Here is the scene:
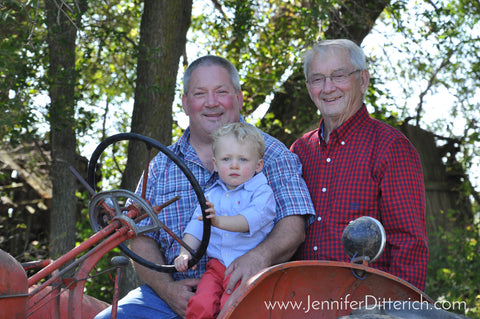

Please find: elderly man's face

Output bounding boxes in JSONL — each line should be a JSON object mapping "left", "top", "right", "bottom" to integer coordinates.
{"left": 306, "top": 49, "right": 369, "bottom": 125}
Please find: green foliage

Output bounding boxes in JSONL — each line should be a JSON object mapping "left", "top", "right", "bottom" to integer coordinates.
{"left": 0, "top": 0, "right": 46, "bottom": 145}
{"left": 1, "top": 0, "right": 140, "bottom": 151}
{"left": 75, "top": 0, "right": 142, "bottom": 150}
{"left": 190, "top": 1, "right": 328, "bottom": 116}
{"left": 426, "top": 211, "right": 480, "bottom": 318}
{"left": 77, "top": 0, "right": 141, "bottom": 104}
{"left": 368, "top": 0, "right": 480, "bottom": 190}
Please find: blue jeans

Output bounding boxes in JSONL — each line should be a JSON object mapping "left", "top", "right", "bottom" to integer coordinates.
{"left": 94, "top": 284, "right": 181, "bottom": 319}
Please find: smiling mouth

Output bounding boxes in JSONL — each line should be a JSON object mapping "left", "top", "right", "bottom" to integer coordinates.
{"left": 324, "top": 96, "right": 341, "bottom": 102}
{"left": 203, "top": 112, "right": 223, "bottom": 118}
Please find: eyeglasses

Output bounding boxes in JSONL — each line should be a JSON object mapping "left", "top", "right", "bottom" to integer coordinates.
{"left": 307, "top": 69, "right": 362, "bottom": 87}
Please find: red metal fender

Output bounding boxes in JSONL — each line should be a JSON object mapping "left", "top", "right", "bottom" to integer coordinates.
{"left": 26, "top": 285, "right": 109, "bottom": 319}
{"left": 219, "top": 260, "right": 432, "bottom": 319}
{"left": 0, "top": 248, "right": 109, "bottom": 319}
{"left": 0, "top": 248, "right": 28, "bottom": 319}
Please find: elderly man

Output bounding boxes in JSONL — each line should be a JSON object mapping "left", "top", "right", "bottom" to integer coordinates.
{"left": 291, "top": 39, "right": 428, "bottom": 291}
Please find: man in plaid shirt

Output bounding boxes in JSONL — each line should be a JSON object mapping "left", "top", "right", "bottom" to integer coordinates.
{"left": 95, "top": 55, "right": 315, "bottom": 319}
{"left": 291, "top": 39, "right": 428, "bottom": 291}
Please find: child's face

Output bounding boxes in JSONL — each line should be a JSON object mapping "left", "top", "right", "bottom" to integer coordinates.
{"left": 213, "top": 135, "right": 264, "bottom": 190}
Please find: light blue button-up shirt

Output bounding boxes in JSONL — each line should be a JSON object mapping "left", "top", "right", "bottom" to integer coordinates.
{"left": 184, "top": 172, "right": 275, "bottom": 268}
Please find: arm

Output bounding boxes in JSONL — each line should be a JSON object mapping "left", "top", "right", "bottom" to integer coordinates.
{"left": 207, "top": 214, "right": 249, "bottom": 232}
{"left": 174, "top": 234, "right": 201, "bottom": 272}
{"left": 380, "top": 138, "right": 428, "bottom": 290}
{"left": 130, "top": 236, "right": 199, "bottom": 318}
{"left": 199, "top": 200, "right": 249, "bottom": 232}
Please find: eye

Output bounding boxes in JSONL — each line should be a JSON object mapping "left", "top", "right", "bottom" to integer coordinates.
{"left": 331, "top": 73, "right": 347, "bottom": 80}
{"left": 221, "top": 157, "right": 230, "bottom": 162}
{"left": 310, "top": 75, "right": 325, "bottom": 84}
{"left": 240, "top": 158, "right": 248, "bottom": 162}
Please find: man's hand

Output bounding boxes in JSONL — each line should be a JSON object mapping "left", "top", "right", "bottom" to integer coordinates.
{"left": 162, "top": 278, "right": 200, "bottom": 319}
{"left": 223, "top": 215, "right": 306, "bottom": 294}
{"left": 223, "top": 249, "right": 268, "bottom": 294}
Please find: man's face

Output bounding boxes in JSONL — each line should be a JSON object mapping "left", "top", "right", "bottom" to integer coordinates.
{"left": 306, "top": 49, "right": 369, "bottom": 124}
{"left": 182, "top": 65, "right": 243, "bottom": 141}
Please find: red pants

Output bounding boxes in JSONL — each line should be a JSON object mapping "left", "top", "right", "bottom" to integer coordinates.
{"left": 186, "top": 258, "right": 239, "bottom": 319}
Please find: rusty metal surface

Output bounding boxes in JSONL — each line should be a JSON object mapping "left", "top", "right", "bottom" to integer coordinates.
{"left": 0, "top": 220, "right": 120, "bottom": 319}
{"left": 26, "top": 285, "right": 109, "bottom": 319}
{"left": 0, "top": 249, "right": 28, "bottom": 318}
{"left": 220, "top": 260, "right": 432, "bottom": 319}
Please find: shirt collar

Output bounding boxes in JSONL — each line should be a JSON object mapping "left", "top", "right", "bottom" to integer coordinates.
{"left": 319, "top": 104, "right": 369, "bottom": 142}
{"left": 177, "top": 127, "right": 191, "bottom": 155}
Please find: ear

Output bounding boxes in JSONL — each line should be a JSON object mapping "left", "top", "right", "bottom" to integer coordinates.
{"left": 182, "top": 94, "right": 189, "bottom": 116}
{"left": 236, "top": 90, "right": 244, "bottom": 111}
{"left": 212, "top": 157, "right": 218, "bottom": 172}
{"left": 360, "top": 69, "right": 370, "bottom": 94}
{"left": 255, "top": 159, "right": 264, "bottom": 173}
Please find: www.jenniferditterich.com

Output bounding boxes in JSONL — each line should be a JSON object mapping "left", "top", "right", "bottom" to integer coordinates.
{"left": 263, "top": 294, "right": 466, "bottom": 314}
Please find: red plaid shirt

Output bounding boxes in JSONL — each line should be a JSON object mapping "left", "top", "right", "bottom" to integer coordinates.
{"left": 291, "top": 105, "right": 428, "bottom": 291}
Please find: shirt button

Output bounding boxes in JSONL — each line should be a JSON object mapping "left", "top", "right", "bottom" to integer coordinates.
{"left": 326, "top": 157, "right": 331, "bottom": 163}
{"left": 313, "top": 246, "right": 318, "bottom": 251}
{"left": 322, "top": 187, "right": 327, "bottom": 192}
{"left": 225, "top": 193, "right": 230, "bottom": 197}
{"left": 317, "top": 216, "right": 322, "bottom": 221}
{"left": 341, "top": 141, "right": 345, "bottom": 145}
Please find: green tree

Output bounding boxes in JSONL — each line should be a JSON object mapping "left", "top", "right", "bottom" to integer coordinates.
{"left": 0, "top": 0, "right": 43, "bottom": 143}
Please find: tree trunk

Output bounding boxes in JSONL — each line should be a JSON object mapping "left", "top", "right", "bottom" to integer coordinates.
{"left": 122, "top": 0, "right": 193, "bottom": 191}
{"left": 120, "top": 0, "right": 193, "bottom": 296}
{"left": 45, "top": 0, "right": 87, "bottom": 258}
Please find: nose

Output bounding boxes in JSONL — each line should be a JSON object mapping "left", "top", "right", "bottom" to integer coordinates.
{"left": 205, "top": 91, "right": 218, "bottom": 107}
{"left": 322, "top": 77, "right": 336, "bottom": 93}
{"left": 229, "top": 159, "right": 239, "bottom": 168}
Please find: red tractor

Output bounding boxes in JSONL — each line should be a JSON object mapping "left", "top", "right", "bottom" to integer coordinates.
{"left": 0, "top": 133, "right": 464, "bottom": 319}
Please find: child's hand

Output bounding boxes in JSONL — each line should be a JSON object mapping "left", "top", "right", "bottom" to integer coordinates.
{"left": 174, "top": 253, "right": 191, "bottom": 272}
{"left": 198, "top": 200, "right": 221, "bottom": 227}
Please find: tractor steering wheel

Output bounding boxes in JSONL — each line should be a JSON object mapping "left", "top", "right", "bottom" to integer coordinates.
{"left": 87, "top": 133, "right": 210, "bottom": 273}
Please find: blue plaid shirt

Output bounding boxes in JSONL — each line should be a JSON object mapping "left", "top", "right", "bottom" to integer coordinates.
{"left": 136, "top": 125, "right": 315, "bottom": 281}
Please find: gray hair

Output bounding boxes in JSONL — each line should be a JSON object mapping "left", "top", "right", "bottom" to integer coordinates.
{"left": 183, "top": 55, "right": 241, "bottom": 94}
{"left": 303, "top": 39, "right": 367, "bottom": 79}
{"left": 212, "top": 122, "right": 265, "bottom": 159}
